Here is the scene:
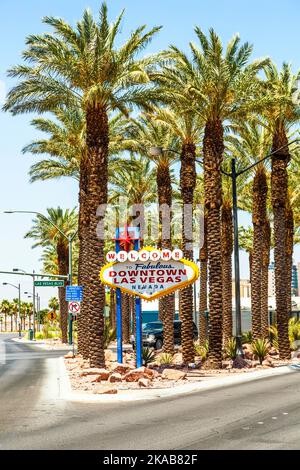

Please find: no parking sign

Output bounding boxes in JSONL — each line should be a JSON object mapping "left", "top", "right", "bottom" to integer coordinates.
{"left": 68, "top": 301, "right": 81, "bottom": 315}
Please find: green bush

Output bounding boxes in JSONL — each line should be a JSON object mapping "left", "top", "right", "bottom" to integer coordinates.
{"left": 225, "top": 337, "right": 237, "bottom": 359}
{"left": 242, "top": 331, "right": 252, "bottom": 344}
{"left": 142, "top": 347, "right": 156, "bottom": 366}
{"left": 194, "top": 340, "right": 208, "bottom": 361}
{"left": 103, "top": 319, "right": 116, "bottom": 348}
{"left": 156, "top": 352, "right": 173, "bottom": 366}
{"left": 251, "top": 338, "right": 270, "bottom": 364}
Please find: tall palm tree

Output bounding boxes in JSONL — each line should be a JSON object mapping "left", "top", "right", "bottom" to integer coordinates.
{"left": 153, "top": 107, "right": 202, "bottom": 363}
{"left": 3, "top": 3, "right": 161, "bottom": 367}
{"left": 25, "top": 207, "right": 78, "bottom": 342}
{"left": 228, "top": 122, "right": 272, "bottom": 339}
{"left": 125, "top": 116, "right": 180, "bottom": 353}
{"left": 0, "top": 300, "right": 11, "bottom": 331}
{"left": 158, "top": 29, "right": 269, "bottom": 367}
{"left": 23, "top": 108, "right": 137, "bottom": 358}
{"left": 263, "top": 62, "right": 300, "bottom": 358}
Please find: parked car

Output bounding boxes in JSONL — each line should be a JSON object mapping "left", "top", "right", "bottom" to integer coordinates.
{"left": 131, "top": 320, "right": 198, "bottom": 350}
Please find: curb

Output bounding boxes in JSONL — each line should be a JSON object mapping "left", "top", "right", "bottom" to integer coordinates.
{"left": 58, "top": 359, "right": 300, "bottom": 403}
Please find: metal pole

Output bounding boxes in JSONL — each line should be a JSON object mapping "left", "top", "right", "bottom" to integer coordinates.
{"left": 68, "top": 236, "right": 73, "bottom": 345}
{"left": 134, "top": 234, "right": 142, "bottom": 368}
{"left": 115, "top": 227, "right": 123, "bottom": 363}
{"left": 232, "top": 158, "right": 243, "bottom": 356}
{"left": 135, "top": 297, "right": 142, "bottom": 368}
{"left": 32, "top": 271, "right": 36, "bottom": 340}
{"left": 18, "top": 283, "right": 21, "bottom": 338}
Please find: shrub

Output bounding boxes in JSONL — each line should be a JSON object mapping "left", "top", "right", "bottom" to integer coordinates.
{"left": 288, "top": 318, "right": 300, "bottom": 349}
{"left": 268, "top": 325, "right": 279, "bottom": 350}
{"left": 242, "top": 331, "right": 252, "bottom": 344}
{"left": 194, "top": 341, "right": 208, "bottom": 361}
{"left": 156, "top": 352, "right": 173, "bottom": 366}
{"left": 103, "top": 319, "right": 116, "bottom": 349}
{"left": 142, "top": 347, "right": 156, "bottom": 366}
{"left": 251, "top": 338, "right": 270, "bottom": 364}
{"left": 225, "top": 338, "right": 237, "bottom": 359}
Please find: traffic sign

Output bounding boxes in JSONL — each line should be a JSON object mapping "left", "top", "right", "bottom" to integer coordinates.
{"left": 68, "top": 301, "right": 81, "bottom": 314}
{"left": 34, "top": 280, "right": 64, "bottom": 287}
{"left": 66, "top": 285, "right": 83, "bottom": 301}
{"left": 48, "top": 311, "right": 57, "bottom": 321}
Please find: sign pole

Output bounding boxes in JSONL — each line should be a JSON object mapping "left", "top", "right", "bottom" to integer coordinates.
{"left": 134, "top": 234, "right": 142, "bottom": 368}
{"left": 115, "top": 228, "right": 123, "bottom": 364}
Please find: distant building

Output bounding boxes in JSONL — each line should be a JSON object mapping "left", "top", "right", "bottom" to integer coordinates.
{"left": 269, "top": 261, "right": 298, "bottom": 296}
{"left": 232, "top": 279, "right": 251, "bottom": 298}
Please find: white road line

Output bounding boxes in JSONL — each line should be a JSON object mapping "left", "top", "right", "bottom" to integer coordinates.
{"left": 0, "top": 339, "right": 6, "bottom": 364}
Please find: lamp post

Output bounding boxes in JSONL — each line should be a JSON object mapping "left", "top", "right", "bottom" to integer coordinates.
{"left": 221, "top": 138, "right": 300, "bottom": 356}
{"left": 25, "top": 291, "right": 40, "bottom": 331}
{"left": 150, "top": 139, "right": 300, "bottom": 357}
{"left": 2, "top": 282, "right": 21, "bottom": 337}
{"left": 4, "top": 211, "right": 78, "bottom": 344}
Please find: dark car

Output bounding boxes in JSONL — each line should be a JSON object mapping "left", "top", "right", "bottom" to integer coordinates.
{"left": 131, "top": 320, "right": 198, "bottom": 350}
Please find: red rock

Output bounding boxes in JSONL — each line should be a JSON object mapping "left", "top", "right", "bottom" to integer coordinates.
{"left": 64, "top": 351, "right": 74, "bottom": 358}
{"left": 138, "top": 378, "right": 150, "bottom": 387}
{"left": 124, "top": 367, "right": 150, "bottom": 382}
{"left": 262, "top": 359, "right": 274, "bottom": 367}
{"left": 96, "top": 388, "right": 118, "bottom": 394}
{"left": 112, "top": 363, "right": 135, "bottom": 375}
{"left": 161, "top": 369, "right": 186, "bottom": 380}
{"left": 80, "top": 368, "right": 110, "bottom": 379}
{"left": 232, "top": 356, "right": 251, "bottom": 369}
{"left": 108, "top": 373, "right": 122, "bottom": 383}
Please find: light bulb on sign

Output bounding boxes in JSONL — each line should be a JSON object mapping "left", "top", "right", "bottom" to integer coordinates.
{"left": 116, "top": 251, "right": 128, "bottom": 262}
{"left": 171, "top": 249, "right": 183, "bottom": 261}
{"left": 149, "top": 249, "right": 161, "bottom": 261}
{"left": 138, "top": 250, "right": 150, "bottom": 261}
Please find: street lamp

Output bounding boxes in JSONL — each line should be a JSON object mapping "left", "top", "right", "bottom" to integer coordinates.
{"left": 4, "top": 210, "right": 78, "bottom": 345}
{"left": 221, "top": 138, "right": 300, "bottom": 356}
{"left": 24, "top": 291, "right": 40, "bottom": 330}
{"left": 2, "top": 281, "right": 21, "bottom": 337}
{"left": 150, "top": 139, "right": 300, "bottom": 357}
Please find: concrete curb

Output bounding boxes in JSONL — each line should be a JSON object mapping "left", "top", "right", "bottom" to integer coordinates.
{"left": 58, "top": 358, "right": 300, "bottom": 403}
{"left": 11, "top": 337, "right": 74, "bottom": 351}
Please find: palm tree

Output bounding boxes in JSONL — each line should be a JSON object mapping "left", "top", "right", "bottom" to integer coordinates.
{"left": 3, "top": 3, "right": 161, "bottom": 367}
{"left": 25, "top": 207, "right": 78, "bottom": 342}
{"left": 228, "top": 122, "right": 272, "bottom": 339}
{"left": 125, "top": 116, "right": 180, "bottom": 353}
{"left": 263, "top": 62, "right": 300, "bottom": 358}
{"left": 152, "top": 107, "right": 202, "bottom": 363}
{"left": 158, "top": 29, "right": 269, "bottom": 367}
{"left": 0, "top": 300, "right": 11, "bottom": 331}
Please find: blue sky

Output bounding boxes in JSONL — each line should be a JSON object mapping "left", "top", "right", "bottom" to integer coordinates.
{"left": 0, "top": 0, "right": 300, "bottom": 307}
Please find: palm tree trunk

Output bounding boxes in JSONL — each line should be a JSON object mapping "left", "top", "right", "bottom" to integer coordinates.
{"left": 157, "top": 162, "right": 174, "bottom": 354}
{"left": 180, "top": 141, "right": 197, "bottom": 363}
{"left": 221, "top": 200, "right": 233, "bottom": 345}
{"left": 78, "top": 151, "right": 90, "bottom": 359}
{"left": 271, "top": 127, "right": 290, "bottom": 359}
{"left": 261, "top": 218, "right": 271, "bottom": 338}
{"left": 251, "top": 166, "right": 268, "bottom": 339}
{"left": 286, "top": 200, "right": 294, "bottom": 316}
{"left": 204, "top": 118, "right": 224, "bottom": 368}
{"left": 109, "top": 289, "right": 116, "bottom": 330}
{"left": 122, "top": 294, "right": 130, "bottom": 344}
{"left": 199, "top": 218, "right": 208, "bottom": 345}
{"left": 57, "top": 240, "right": 69, "bottom": 343}
{"left": 86, "top": 104, "right": 108, "bottom": 368}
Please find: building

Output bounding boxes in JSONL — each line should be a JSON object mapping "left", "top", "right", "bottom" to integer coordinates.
{"left": 269, "top": 261, "right": 298, "bottom": 296}
{"left": 232, "top": 279, "right": 251, "bottom": 298}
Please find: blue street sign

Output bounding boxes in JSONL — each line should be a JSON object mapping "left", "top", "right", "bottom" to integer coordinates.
{"left": 66, "top": 285, "right": 83, "bottom": 301}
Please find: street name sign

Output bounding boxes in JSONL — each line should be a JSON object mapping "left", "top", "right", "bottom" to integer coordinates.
{"left": 34, "top": 280, "right": 64, "bottom": 287}
{"left": 66, "top": 285, "right": 83, "bottom": 301}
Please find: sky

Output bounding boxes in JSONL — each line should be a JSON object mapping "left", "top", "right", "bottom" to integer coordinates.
{"left": 1, "top": 0, "right": 300, "bottom": 308}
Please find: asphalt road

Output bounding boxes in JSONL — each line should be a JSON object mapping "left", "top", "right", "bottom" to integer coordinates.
{"left": 1, "top": 333, "right": 300, "bottom": 450}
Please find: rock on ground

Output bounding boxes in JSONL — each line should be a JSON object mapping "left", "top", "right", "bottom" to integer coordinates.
{"left": 161, "top": 369, "right": 186, "bottom": 380}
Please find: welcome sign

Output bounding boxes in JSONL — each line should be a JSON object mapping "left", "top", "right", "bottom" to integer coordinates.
{"left": 100, "top": 247, "right": 199, "bottom": 301}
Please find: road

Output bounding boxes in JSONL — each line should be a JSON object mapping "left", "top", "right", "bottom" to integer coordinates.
{"left": 0, "top": 333, "right": 300, "bottom": 450}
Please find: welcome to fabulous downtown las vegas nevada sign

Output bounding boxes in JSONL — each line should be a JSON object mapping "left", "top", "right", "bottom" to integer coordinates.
{"left": 100, "top": 247, "right": 199, "bottom": 301}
